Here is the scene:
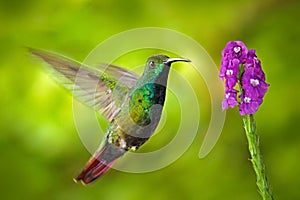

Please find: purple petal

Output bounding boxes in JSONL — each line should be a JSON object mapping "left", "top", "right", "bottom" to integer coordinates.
{"left": 242, "top": 67, "right": 269, "bottom": 98}
{"left": 222, "top": 41, "right": 248, "bottom": 63}
{"left": 244, "top": 50, "right": 266, "bottom": 80}
{"left": 222, "top": 90, "right": 238, "bottom": 110}
{"left": 219, "top": 58, "right": 229, "bottom": 80}
{"left": 245, "top": 80, "right": 269, "bottom": 99}
{"left": 239, "top": 95, "right": 263, "bottom": 115}
{"left": 226, "top": 77, "right": 238, "bottom": 89}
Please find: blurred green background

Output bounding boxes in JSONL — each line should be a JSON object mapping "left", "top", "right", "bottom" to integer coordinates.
{"left": 1, "top": 0, "right": 300, "bottom": 199}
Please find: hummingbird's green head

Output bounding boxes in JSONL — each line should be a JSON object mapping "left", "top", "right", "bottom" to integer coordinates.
{"left": 142, "top": 54, "right": 190, "bottom": 82}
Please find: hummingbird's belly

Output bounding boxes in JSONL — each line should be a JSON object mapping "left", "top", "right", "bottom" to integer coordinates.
{"left": 108, "top": 107, "right": 163, "bottom": 151}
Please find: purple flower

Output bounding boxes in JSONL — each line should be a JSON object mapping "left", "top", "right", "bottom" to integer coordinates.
{"left": 239, "top": 95, "right": 263, "bottom": 116}
{"left": 220, "top": 41, "right": 248, "bottom": 89}
{"left": 224, "top": 59, "right": 240, "bottom": 89}
{"left": 222, "top": 89, "right": 238, "bottom": 110}
{"left": 221, "top": 41, "right": 248, "bottom": 62}
{"left": 219, "top": 59, "right": 229, "bottom": 80}
{"left": 219, "top": 41, "right": 269, "bottom": 115}
{"left": 242, "top": 67, "right": 269, "bottom": 99}
{"left": 244, "top": 50, "right": 265, "bottom": 81}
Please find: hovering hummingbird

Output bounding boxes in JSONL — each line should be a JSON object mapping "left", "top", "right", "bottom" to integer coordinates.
{"left": 30, "top": 49, "right": 190, "bottom": 184}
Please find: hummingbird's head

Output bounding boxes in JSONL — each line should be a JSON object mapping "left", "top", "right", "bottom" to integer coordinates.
{"left": 142, "top": 54, "right": 190, "bottom": 82}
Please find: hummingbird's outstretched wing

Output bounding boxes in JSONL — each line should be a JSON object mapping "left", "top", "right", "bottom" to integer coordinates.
{"left": 30, "top": 48, "right": 139, "bottom": 121}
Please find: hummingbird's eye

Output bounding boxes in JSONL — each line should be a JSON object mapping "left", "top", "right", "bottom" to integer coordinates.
{"left": 149, "top": 61, "right": 155, "bottom": 68}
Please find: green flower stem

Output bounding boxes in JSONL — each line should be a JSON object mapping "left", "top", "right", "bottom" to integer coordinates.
{"left": 243, "top": 114, "right": 273, "bottom": 200}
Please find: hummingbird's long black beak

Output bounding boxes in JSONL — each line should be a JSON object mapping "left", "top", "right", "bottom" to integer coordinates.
{"left": 164, "top": 58, "right": 191, "bottom": 66}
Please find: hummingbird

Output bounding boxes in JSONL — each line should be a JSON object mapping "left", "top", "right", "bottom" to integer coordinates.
{"left": 30, "top": 48, "right": 190, "bottom": 184}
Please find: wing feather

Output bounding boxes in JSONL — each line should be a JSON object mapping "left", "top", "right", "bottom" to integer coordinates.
{"left": 30, "top": 48, "right": 139, "bottom": 121}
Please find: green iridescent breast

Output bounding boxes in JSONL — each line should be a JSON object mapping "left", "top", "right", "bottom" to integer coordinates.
{"left": 129, "top": 83, "right": 156, "bottom": 126}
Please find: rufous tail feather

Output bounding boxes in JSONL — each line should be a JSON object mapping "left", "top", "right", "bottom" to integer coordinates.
{"left": 74, "top": 144, "right": 124, "bottom": 184}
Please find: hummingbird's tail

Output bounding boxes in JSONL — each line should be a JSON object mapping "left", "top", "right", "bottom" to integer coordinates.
{"left": 74, "top": 143, "right": 125, "bottom": 184}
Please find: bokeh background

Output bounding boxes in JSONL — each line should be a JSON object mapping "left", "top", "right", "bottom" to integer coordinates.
{"left": 1, "top": 0, "right": 300, "bottom": 199}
